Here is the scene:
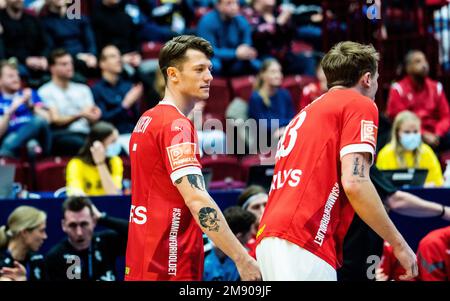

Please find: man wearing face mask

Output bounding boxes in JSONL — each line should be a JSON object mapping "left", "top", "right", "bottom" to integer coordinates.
{"left": 387, "top": 50, "right": 450, "bottom": 151}
{"left": 66, "top": 121, "right": 124, "bottom": 196}
{"left": 45, "top": 196, "right": 128, "bottom": 281}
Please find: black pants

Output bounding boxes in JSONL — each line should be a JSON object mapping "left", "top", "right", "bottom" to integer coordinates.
{"left": 51, "top": 130, "right": 86, "bottom": 156}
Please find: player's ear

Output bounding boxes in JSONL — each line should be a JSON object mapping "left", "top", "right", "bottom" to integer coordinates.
{"left": 360, "top": 72, "right": 372, "bottom": 88}
{"left": 167, "top": 67, "right": 179, "bottom": 83}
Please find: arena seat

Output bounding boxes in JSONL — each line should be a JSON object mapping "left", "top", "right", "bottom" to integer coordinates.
{"left": 230, "top": 75, "right": 256, "bottom": 101}
{"left": 142, "top": 41, "right": 164, "bottom": 60}
{"left": 200, "top": 154, "right": 242, "bottom": 182}
{"left": 204, "top": 77, "right": 231, "bottom": 125}
{"left": 282, "top": 75, "right": 316, "bottom": 110}
{"left": 34, "top": 157, "right": 71, "bottom": 192}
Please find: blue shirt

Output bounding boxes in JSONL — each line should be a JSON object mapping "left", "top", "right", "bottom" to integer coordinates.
{"left": 197, "top": 9, "right": 253, "bottom": 61}
{"left": 0, "top": 90, "right": 42, "bottom": 133}
{"left": 42, "top": 13, "right": 97, "bottom": 56}
{"left": 248, "top": 88, "right": 295, "bottom": 130}
{"left": 91, "top": 78, "right": 138, "bottom": 134}
{"left": 203, "top": 248, "right": 239, "bottom": 281}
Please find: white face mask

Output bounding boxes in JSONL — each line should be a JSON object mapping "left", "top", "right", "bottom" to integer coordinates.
{"left": 399, "top": 133, "right": 422, "bottom": 151}
{"left": 106, "top": 142, "right": 122, "bottom": 157}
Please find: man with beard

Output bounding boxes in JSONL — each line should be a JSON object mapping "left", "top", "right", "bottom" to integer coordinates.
{"left": 387, "top": 50, "right": 450, "bottom": 151}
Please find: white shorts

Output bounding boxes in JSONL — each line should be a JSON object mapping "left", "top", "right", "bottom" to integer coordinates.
{"left": 256, "top": 237, "right": 337, "bottom": 281}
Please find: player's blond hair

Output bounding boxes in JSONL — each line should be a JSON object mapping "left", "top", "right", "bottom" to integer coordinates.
{"left": 321, "top": 41, "right": 379, "bottom": 89}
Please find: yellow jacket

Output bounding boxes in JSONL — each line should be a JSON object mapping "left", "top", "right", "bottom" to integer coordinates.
{"left": 376, "top": 143, "right": 444, "bottom": 187}
{"left": 66, "top": 156, "right": 123, "bottom": 196}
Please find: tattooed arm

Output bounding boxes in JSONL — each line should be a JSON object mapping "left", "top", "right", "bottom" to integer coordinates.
{"left": 341, "top": 152, "right": 418, "bottom": 281}
{"left": 175, "top": 174, "right": 261, "bottom": 281}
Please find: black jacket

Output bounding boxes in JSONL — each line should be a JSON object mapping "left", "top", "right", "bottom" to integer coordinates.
{"left": 45, "top": 214, "right": 128, "bottom": 281}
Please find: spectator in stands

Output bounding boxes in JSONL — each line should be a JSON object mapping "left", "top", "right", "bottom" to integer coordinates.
{"left": 92, "top": 45, "right": 142, "bottom": 154}
{"left": 138, "top": 0, "right": 196, "bottom": 42}
{"left": 376, "top": 110, "right": 444, "bottom": 187}
{"left": 91, "top": 0, "right": 142, "bottom": 77}
{"left": 248, "top": 59, "right": 295, "bottom": 146}
{"left": 38, "top": 49, "right": 101, "bottom": 156}
{"left": 299, "top": 64, "right": 327, "bottom": 111}
{"left": 203, "top": 206, "right": 256, "bottom": 281}
{"left": 237, "top": 185, "right": 268, "bottom": 258}
{"left": 45, "top": 196, "right": 128, "bottom": 281}
{"left": 416, "top": 225, "right": 450, "bottom": 281}
{"left": 0, "top": 59, "right": 51, "bottom": 158}
{"left": 41, "top": 0, "right": 98, "bottom": 78}
{"left": 197, "top": 0, "right": 261, "bottom": 76}
{"left": 66, "top": 121, "right": 123, "bottom": 197}
{"left": 386, "top": 50, "right": 450, "bottom": 151}
{"left": 243, "top": 0, "right": 315, "bottom": 76}
{"left": 0, "top": 206, "right": 47, "bottom": 281}
{"left": 0, "top": 0, "right": 50, "bottom": 87}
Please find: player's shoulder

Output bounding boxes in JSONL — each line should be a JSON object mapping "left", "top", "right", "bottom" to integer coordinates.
{"left": 419, "top": 226, "right": 450, "bottom": 248}
{"left": 324, "top": 89, "right": 377, "bottom": 112}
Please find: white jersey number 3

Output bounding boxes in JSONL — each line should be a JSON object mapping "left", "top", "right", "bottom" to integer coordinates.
{"left": 276, "top": 111, "right": 307, "bottom": 159}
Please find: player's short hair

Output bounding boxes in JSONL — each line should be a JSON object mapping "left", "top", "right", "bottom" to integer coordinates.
{"left": 62, "top": 196, "right": 94, "bottom": 217}
{"left": 321, "top": 41, "right": 379, "bottom": 89}
{"left": 48, "top": 48, "right": 70, "bottom": 66}
{"left": 223, "top": 206, "right": 256, "bottom": 235}
{"left": 159, "top": 35, "right": 214, "bottom": 83}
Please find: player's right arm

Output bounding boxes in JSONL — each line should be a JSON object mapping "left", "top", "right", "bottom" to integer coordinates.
{"left": 341, "top": 152, "right": 418, "bottom": 280}
{"left": 174, "top": 174, "right": 261, "bottom": 281}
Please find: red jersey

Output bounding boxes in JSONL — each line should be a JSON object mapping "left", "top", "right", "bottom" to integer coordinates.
{"left": 386, "top": 76, "right": 450, "bottom": 136}
{"left": 125, "top": 101, "right": 204, "bottom": 281}
{"left": 256, "top": 89, "right": 379, "bottom": 269}
{"left": 417, "top": 226, "right": 450, "bottom": 281}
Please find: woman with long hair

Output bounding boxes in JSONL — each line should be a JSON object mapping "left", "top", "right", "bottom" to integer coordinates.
{"left": 376, "top": 110, "right": 444, "bottom": 187}
{"left": 66, "top": 121, "right": 123, "bottom": 196}
{"left": 248, "top": 58, "right": 295, "bottom": 148}
{"left": 0, "top": 206, "right": 47, "bottom": 281}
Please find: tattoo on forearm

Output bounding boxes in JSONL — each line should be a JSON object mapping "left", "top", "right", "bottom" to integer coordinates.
{"left": 353, "top": 157, "right": 360, "bottom": 176}
{"left": 352, "top": 156, "right": 366, "bottom": 178}
{"left": 187, "top": 174, "right": 205, "bottom": 191}
{"left": 175, "top": 177, "right": 183, "bottom": 184}
{"left": 198, "top": 207, "right": 220, "bottom": 232}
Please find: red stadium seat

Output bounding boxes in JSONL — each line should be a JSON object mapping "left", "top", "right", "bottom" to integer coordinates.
{"left": 230, "top": 75, "right": 256, "bottom": 101}
{"left": 142, "top": 41, "right": 164, "bottom": 60}
{"left": 34, "top": 157, "right": 71, "bottom": 192}
{"left": 204, "top": 78, "right": 231, "bottom": 125}
{"left": 200, "top": 155, "right": 242, "bottom": 182}
{"left": 282, "top": 75, "right": 316, "bottom": 110}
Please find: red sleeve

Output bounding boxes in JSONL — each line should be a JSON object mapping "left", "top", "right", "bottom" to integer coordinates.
{"left": 417, "top": 234, "right": 448, "bottom": 281}
{"left": 339, "top": 97, "right": 379, "bottom": 165}
{"left": 386, "top": 84, "right": 408, "bottom": 121}
{"left": 434, "top": 83, "right": 450, "bottom": 136}
{"left": 159, "top": 117, "right": 202, "bottom": 184}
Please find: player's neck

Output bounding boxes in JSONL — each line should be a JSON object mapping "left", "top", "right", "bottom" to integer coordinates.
{"left": 8, "top": 239, "right": 28, "bottom": 262}
{"left": 162, "top": 87, "right": 195, "bottom": 116}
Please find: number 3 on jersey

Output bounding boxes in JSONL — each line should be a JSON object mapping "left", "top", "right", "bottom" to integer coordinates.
{"left": 276, "top": 111, "right": 307, "bottom": 159}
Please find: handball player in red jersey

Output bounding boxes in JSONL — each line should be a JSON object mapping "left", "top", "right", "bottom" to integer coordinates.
{"left": 255, "top": 41, "right": 418, "bottom": 281}
{"left": 124, "top": 35, "right": 261, "bottom": 281}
